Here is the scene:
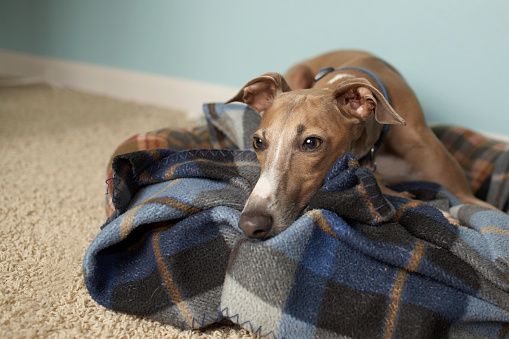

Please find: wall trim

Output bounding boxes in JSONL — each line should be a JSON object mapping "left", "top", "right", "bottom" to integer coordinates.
{"left": 0, "top": 49, "right": 237, "bottom": 120}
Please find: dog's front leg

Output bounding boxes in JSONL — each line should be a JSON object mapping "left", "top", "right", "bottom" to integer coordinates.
{"left": 387, "top": 125, "right": 498, "bottom": 211}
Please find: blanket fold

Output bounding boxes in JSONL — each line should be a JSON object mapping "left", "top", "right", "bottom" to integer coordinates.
{"left": 85, "top": 147, "right": 509, "bottom": 338}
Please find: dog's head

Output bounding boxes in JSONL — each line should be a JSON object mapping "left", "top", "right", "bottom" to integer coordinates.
{"left": 228, "top": 72, "right": 405, "bottom": 239}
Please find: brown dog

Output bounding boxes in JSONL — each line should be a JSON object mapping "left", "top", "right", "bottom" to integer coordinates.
{"left": 228, "top": 50, "right": 494, "bottom": 238}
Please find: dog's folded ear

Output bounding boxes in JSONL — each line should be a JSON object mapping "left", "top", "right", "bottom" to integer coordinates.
{"left": 226, "top": 72, "right": 292, "bottom": 115}
{"left": 334, "top": 79, "right": 406, "bottom": 126}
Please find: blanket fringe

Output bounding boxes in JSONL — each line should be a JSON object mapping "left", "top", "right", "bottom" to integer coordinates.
{"left": 220, "top": 307, "right": 276, "bottom": 338}
{"left": 177, "top": 308, "right": 276, "bottom": 338}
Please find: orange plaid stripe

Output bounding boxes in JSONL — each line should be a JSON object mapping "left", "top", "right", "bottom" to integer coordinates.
{"left": 433, "top": 126, "right": 507, "bottom": 192}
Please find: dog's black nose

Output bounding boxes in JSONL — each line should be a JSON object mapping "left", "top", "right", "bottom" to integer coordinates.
{"left": 238, "top": 213, "right": 273, "bottom": 239}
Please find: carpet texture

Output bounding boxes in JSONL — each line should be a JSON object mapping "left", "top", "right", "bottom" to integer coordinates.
{"left": 0, "top": 85, "right": 256, "bottom": 338}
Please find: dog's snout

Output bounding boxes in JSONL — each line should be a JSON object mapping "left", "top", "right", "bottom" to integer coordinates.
{"left": 238, "top": 213, "right": 273, "bottom": 239}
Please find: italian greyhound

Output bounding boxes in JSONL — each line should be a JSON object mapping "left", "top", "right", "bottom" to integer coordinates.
{"left": 228, "top": 50, "right": 495, "bottom": 238}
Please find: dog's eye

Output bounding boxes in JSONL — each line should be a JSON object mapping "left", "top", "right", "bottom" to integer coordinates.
{"left": 302, "top": 137, "right": 322, "bottom": 151}
{"left": 253, "top": 137, "right": 265, "bottom": 150}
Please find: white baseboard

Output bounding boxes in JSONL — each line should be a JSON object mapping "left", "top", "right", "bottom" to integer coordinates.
{"left": 0, "top": 49, "right": 237, "bottom": 120}
{"left": 482, "top": 132, "right": 509, "bottom": 144}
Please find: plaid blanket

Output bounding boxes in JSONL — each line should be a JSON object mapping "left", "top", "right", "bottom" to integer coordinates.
{"left": 434, "top": 126, "right": 509, "bottom": 212}
{"left": 87, "top": 103, "right": 509, "bottom": 338}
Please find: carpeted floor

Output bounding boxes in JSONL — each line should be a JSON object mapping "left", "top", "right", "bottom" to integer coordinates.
{"left": 0, "top": 85, "right": 257, "bottom": 338}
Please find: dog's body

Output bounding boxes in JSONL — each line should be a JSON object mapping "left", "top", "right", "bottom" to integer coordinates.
{"left": 229, "top": 50, "right": 494, "bottom": 238}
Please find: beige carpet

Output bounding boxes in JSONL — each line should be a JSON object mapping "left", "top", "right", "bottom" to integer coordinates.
{"left": 0, "top": 85, "right": 257, "bottom": 338}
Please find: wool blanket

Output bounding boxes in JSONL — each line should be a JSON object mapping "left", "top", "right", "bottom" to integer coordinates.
{"left": 84, "top": 144, "right": 509, "bottom": 338}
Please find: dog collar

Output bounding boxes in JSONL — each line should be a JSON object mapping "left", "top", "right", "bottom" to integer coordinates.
{"left": 314, "top": 66, "right": 391, "bottom": 168}
{"left": 314, "top": 67, "right": 336, "bottom": 83}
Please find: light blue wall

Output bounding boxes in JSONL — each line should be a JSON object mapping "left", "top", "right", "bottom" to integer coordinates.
{"left": 1, "top": 0, "right": 508, "bottom": 136}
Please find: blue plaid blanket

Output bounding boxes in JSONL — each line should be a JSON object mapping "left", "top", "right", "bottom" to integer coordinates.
{"left": 84, "top": 144, "right": 509, "bottom": 338}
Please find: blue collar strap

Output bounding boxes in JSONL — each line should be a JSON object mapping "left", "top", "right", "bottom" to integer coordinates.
{"left": 314, "top": 67, "right": 336, "bottom": 83}
{"left": 314, "top": 66, "right": 391, "bottom": 165}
